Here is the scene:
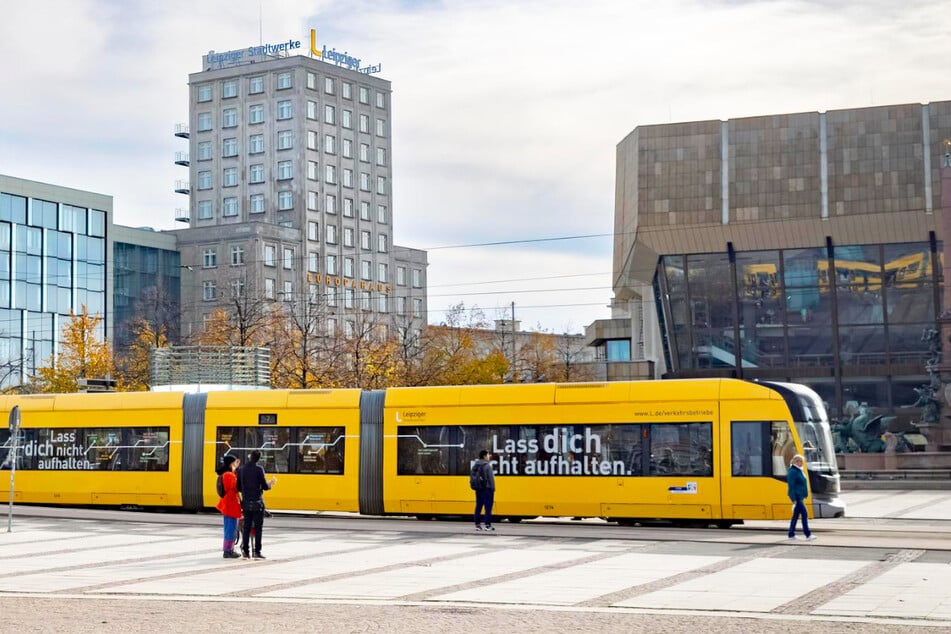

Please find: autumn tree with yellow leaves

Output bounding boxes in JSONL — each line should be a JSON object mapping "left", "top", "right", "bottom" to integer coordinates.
{"left": 34, "top": 307, "right": 114, "bottom": 393}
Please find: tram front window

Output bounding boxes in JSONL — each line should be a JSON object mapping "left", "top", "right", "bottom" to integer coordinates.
{"left": 792, "top": 392, "right": 837, "bottom": 474}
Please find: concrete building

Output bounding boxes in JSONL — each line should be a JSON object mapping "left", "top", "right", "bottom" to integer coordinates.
{"left": 173, "top": 45, "right": 428, "bottom": 342}
{"left": 593, "top": 101, "right": 951, "bottom": 421}
{"left": 0, "top": 175, "right": 111, "bottom": 388}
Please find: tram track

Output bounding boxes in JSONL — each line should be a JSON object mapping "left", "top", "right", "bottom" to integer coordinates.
{"left": 10, "top": 504, "right": 951, "bottom": 552}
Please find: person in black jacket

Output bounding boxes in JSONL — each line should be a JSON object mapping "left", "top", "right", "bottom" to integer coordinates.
{"left": 237, "top": 450, "right": 276, "bottom": 559}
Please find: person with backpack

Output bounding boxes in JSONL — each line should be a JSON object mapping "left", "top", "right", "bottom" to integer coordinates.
{"left": 471, "top": 450, "right": 496, "bottom": 532}
{"left": 215, "top": 455, "right": 242, "bottom": 559}
{"left": 237, "top": 450, "right": 276, "bottom": 559}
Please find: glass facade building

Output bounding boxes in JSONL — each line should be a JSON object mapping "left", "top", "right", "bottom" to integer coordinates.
{"left": 0, "top": 176, "right": 110, "bottom": 388}
{"left": 603, "top": 101, "right": 951, "bottom": 418}
{"left": 656, "top": 241, "right": 937, "bottom": 413}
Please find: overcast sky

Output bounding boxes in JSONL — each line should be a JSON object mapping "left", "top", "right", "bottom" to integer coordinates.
{"left": 2, "top": 0, "right": 950, "bottom": 334}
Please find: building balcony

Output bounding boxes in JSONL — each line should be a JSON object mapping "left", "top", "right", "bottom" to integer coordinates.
{"left": 174, "top": 123, "right": 190, "bottom": 139}
{"left": 174, "top": 208, "right": 190, "bottom": 223}
{"left": 174, "top": 151, "right": 190, "bottom": 167}
{"left": 174, "top": 180, "right": 190, "bottom": 195}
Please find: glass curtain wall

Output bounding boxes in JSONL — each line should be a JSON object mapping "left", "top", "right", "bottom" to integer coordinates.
{"left": 657, "top": 241, "right": 938, "bottom": 415}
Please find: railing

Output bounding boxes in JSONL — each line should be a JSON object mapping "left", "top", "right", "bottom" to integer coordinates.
{"left": 174, "top": 208, "right": 189, "bottom": 223}
{"left": 174, "top": 180, "right": 190, "bottom": 195}
{"left": 174, "top": 151, "right": 190, "bottom": 166}
{"left": 150, "top": 346, "right": 271, "bottom": 388}
{"left": 174, "top": 123, "right": 190, "bottom": 138}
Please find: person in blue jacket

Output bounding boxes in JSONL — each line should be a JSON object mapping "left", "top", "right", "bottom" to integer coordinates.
{"left": 787, "top": 453, "right": 815, "bottom": 540}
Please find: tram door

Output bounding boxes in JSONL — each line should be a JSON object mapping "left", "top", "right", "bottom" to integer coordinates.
{"left": 719, "top": 402, "right": 793, "bottom": 520}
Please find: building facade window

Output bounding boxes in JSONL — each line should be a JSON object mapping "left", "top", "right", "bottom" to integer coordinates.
{"left": 378, "top": 262, "right": 387, "bottom": 283}
{"left": 249, "top": 134, "right": 264, "bottom": 154}
{"left": 326, "top": 254, "right": 337, "bottom": 275}
{"left": 360, "top": 230, "right": 371, "bottom": 250}
{"left": 307, "top": 191, "right": 318, "bottom": 211}
{"left": 223, "top": 196, "right": 238, "bottom": 216}
{"left": 202, "top": 248, "right": 217, "bottom": 268}
{"left": 307, "top": 221, "right": 319, "bottom": 241}
{"left": 360, "top": 201, "right": 370, "bottom": 221}
{"left": 277, "top": 72, "right": 293, "bottom": 89}
{"left": 249, "top": 193, "right": 264, "bottom": 214}
{"left": 277, "top": 100, "right": 293, "bottom": 120}
{"left": 376, "top": 147, "right": 386, "bottom": 166}
{"left": 342, "top": 138, "right": 353, "bottom": 158}
{"left": 222, "top": 137, "right": 238, "bottom": 157}
{"left": 378, "top": 234, "right": 387, "bottom": 253}
{"left": 325, "top": 194, "right": 337, "bottom": 214}
{"left": 397, "top": 266, "right": 406, "bottom": 286}
{"left": 198, "top": 200, "right": 213, "bottom": 219}
{"left": 361, "top": 260, "right": 371, "bottom": 280}
{"left": 376, "top": 119, "right": 386, "bottom": 136}
{"left": 377, "top": 176, "right": 387, "bottom": 195}
{"left": 307, "top": 160, "right": 319, "bottom": 180}
{"left": 197, "top": 171, "right": 212, "bottom": 189}
{"left": 249, "top": 164, "right": 264, "bottom": 183}
{"left": 344, "top": 256, "right": 354, "bottom": 278}
{"left": 197, "top": 141, "right": 212, "bottom": 160}
{"left": 412, "top": 269, "right": 422, "bottom": 288}
{"left": 249, "top": 76, "right": 264, "bottom": 94}
{"left": 264, "top": 244, "right": 276, "bottom": 266}
{"left": 326, "top": 224, "right": 337, "bottom": 244}
{"left": 325, "top": 165, "right": 336, "bottom": 184}
{"left": 360, "top": 173, "right": 370, "bottom": 192}
{"left": 324, "top": 104, "right": 335, "bottom": 124}
{"left": 249, "top": 104, "right": 264, "bottom": 124}
{"left": 197, "top": 85, "right": 212, "bottom": 101}
{"left": 203, "top": 280, "right": 216, "bottom": 300}
{"left": 222, "top": 108, "right": 237, "bottom": 128}
{"left": 283, "top": 247, "right": 294, "bottom": 269}
{"left": 343, "top": 169, "right": 353, "bottom": 188}
{"left": 278, "top": 190, "right": 293, "bottom": 210}
{"left": 343, "top": 198, "right": 354, "bottom": 217}
{"left": 377, "top": 204, "right": 387, "bottom": 224}
{"left": 359, "top": 86, "right": 369, "bottom": 104}
{"left": 324, "top": 77, "right": 335, "bottom": 94}
{"left": 277, "top": 130, "right": 293, "bottom": 150}
{"left": 344, "top": 227, "right": 354, "bottom": 247}
{"left": 230, "top": 245, "right": 245, "bottom": 265}
{"left": 197, "top": 112, "right": 212, "bottom": 131}
{"left": 223, "top": 167, "right": 238, "bottom": 187}
{"left": 308, "top": 252, "right": 319, "bottom": 273}
{"left": 359, "top": 114, "right": 370, "bottom": 133}
{"left": 342, "top": 82, "right": 352, "bottom": 99}
{"left": 306, "top": 71, "right": 317, "bottom": 90}
{"left": 265, "top": 278, "right": 275, "bottom": 300}
{"left": 376, "top": 92, "right": 385, "bottom": 109}
{"left": 307, "top": 100, "right": 318, "bottom": 120}
{"left": 324, "top": 134, "right": 335, "bottom": 154}
{"left": 222, "top": 80, "right": 237, "bottom": 98}
{"left": 278, "top": 160, "right": 293, "bottom": 180}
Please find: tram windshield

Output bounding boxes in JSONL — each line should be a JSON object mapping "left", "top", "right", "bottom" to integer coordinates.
{"left": 791, "top": 392, "right": 837, "bottom": 474}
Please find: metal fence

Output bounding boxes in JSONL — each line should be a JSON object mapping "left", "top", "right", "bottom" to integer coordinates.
{"left": 150, "top": 346, "right": 270, "bottom": 388}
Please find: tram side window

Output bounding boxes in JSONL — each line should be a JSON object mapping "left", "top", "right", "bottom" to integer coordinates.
{"left": 649, "top": 423, "right": 712, "bottom": 477}
{"left": 297, "top": 426, "right": 345, "bottom": 474}
{"left": 731, "top": 421, "right": 791, "bottom": 477}
{"left": 216, "top": 427, "right": 291, "bottom": 474}
{"left": 397, "top": 426, "right": 453, "bottom": 475}
{"left": 0, "top": 427, "right": 169, "bottom": 471}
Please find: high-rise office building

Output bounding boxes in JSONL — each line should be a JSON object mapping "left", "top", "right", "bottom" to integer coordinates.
{"left": 173, "top": 45, "right": 428, "bottom": 342}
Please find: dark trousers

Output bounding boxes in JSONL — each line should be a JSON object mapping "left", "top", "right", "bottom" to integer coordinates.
{"left": 242, "top": 504, "right": 265, "bottom": 554}
{"left": 788, "top": 498, "right": 811, "bottom": 537}
{"left": 474, "top": 489, "right": 495, "bottom": 526}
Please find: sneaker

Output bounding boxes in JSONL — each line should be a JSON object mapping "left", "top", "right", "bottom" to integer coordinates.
{"left": 223, "top": 551, "right": 241, "bottom": 559}
{"left": 241, "top": 552, "right": 250, "bottom": 560}
{"left": 805, "top": 534, "right": 818, "bottom": 541}
{"left": 787, "top": 535, "right": 801, "bottom": 540}
{"left": 253, "top": 553, "right": 266, "bottom": 560}
{"left": 484, "top": 525, "right": 495, "bottom": 532}
{"left": 475, "top": 525, "right": 483, "bottom": 531}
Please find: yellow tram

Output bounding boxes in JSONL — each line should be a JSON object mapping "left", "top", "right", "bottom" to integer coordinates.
{"left": 0, "top": 379, "right": 844, "bottom": 525}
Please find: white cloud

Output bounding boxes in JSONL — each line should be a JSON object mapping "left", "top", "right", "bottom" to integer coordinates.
{"left": 2, "top": 0, "right": 951, "bottom": 333}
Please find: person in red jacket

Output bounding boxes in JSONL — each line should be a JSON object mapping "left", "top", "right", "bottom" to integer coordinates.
{"left": 216, "top": 455, "right": 243, "bottom": 558}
